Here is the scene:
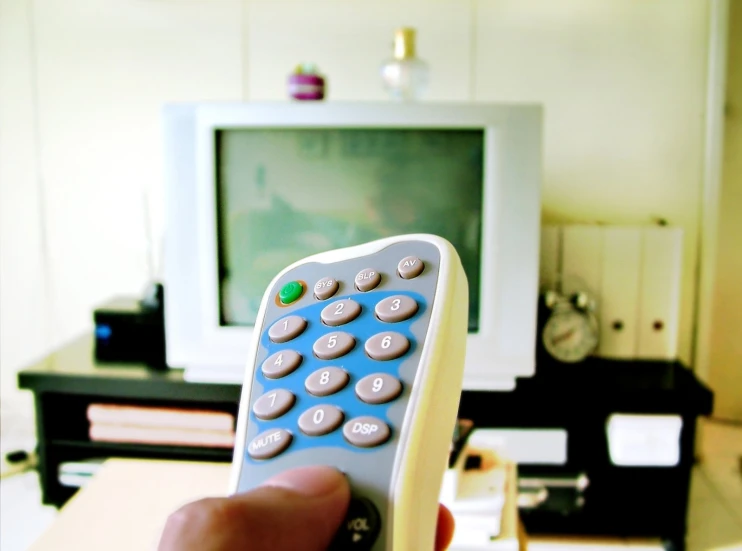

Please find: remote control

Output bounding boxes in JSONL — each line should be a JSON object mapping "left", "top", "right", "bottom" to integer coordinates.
{"left": 229, "top": 234, "right": 469, "bottom": 550}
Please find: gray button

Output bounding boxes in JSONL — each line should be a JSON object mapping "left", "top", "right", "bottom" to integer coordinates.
{"left": 375, "top": 295, "right": 418, "bottom": 323}
{"left": 305, "top": 367, "right": 350, "bottom": 397}
{"left": 261, "top": 350, "right": 303, "bottom": 379}
{"left": 355, "top": 268, "right": 381, "bottom": 292}
{"left": 343, "top": 416, "right": 391, "bottom": 448}
{"left": 397, "top": 256, "right": 424, "bottom": 279}
{"left": 355, "top": 373, "right": 403, "bottom": 405}
{"left": 268, "top": 315, "right": 307, "bottom": 343}
{"left": 364, "top": 331, "right": 410, "bottom": 361}
{"left": 298, "top": 405, "right": 344, "bottom": 436}
{"left": 321, "top": 299, "right": 361, "bottom": 327}
{"left": 314, "top": 277, "right": 339, "bottom": 300}
{"left": 247, "top": 428, "right": 292, "bottom": 460}
{"left": 313, "top": 332, "right": 355, "bottom": 360}
{"left": 252, "top": 389, "right": 296, "bottom": 420}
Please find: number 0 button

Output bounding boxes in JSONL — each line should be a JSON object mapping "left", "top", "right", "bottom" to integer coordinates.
{"left": 356, "top": 373, "right": 402, "bottom": 404}
{"left": 365, "top": 332, "right": 410, "bottom": 361}
{"left": 252, "top": 389, "right": 295, "bottom": 420}
{"left": 313, "top": 332, "right": 355, "bottom": 360}
{"left": 298, "top": 405, "right": 344, "bottom": 436}
{"left": 305, "top": 367, "right": 349, "bottom": 397}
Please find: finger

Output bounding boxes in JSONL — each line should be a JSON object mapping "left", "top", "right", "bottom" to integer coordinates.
{"left": 436, "top": 503, "right": 456, "bottom": 550}
{"left": 158, "top": 466, "right": 350, "bottom": 551}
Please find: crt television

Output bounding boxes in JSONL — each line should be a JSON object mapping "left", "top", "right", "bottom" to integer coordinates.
{"left": 163, "top": 102, "right": 542, "bottom": 390}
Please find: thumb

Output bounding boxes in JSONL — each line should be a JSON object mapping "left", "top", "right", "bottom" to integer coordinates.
{"left": 158, "top": 466, "right": 351, "bottom": 551}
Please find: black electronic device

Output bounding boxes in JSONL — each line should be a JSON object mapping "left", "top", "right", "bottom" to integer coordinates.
{"left": 93, "top": 282, "right": 166, "bottom": 368}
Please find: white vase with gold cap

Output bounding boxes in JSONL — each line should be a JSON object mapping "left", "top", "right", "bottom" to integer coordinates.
{"left": 380, "top": 27, "right": 430, "bottom": 101}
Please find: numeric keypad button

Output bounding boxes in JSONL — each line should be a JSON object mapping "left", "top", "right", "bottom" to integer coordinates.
{"left": 252, "top": 389, "right": 296, "bottom": 420}
{"left": 268, "top": 315, "right": 307, "bottom": 343}
{"left": 313, "top": 332, "right": 355, "bottom": 360}
{"left": 355, "top": 268, "right": 381, "bottom": 292}
{"left": 355, "top": 373, "right": 402, "bottom": 405}
{"left": 305, "top": 367, "right": 350, "bottom": 397}
{"left": 321, "top": 299, "right": 361, "bottom": 327}
{"left": 314, "top": 277, "right": 339, "bottom": 300}
{"left": 261, "top": 350, "right": 303, "bottom": 379}
{"left": 365, "top": 332, "right": 410, "bottom": 361}
{"left": 298, "top": 405, "right": 344, "bottom": 436}
{"left": 375, "top": 295, "right": 418, "bottom": 323}
{"left": 343, "top": 416, "right": 391, "bottom": 448}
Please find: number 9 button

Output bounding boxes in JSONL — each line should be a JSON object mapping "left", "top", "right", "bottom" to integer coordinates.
{"left": 355, "top": 373, "right": 402, "bottom": 404}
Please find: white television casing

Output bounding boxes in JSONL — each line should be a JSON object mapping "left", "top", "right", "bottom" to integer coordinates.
{"left": 163, "top": 102, "right": 543, "bottom": 390}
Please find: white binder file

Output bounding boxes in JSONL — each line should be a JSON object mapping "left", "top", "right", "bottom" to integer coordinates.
{"left": 637, "top": 228, "right": 683, "bottom": 359}
{"left": 539, "top": 226, "right": 561, "bottom": 290}
{"left": 560, "top": 225, "right": 602, "bottom": 300}
{"left": 598, "top": 228, "right": 642, "bottom": 359}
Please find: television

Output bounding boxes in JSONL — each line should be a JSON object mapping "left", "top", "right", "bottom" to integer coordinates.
{"left": 163, "top": 102, "right": 542, "bottom": 390}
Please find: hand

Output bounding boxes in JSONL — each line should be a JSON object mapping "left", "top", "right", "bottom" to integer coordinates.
{"left": 158, "top": 466, "right": 455, "bottom": 551}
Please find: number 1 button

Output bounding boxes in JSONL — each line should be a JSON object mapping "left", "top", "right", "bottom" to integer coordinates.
{"left": 268, "top": 315, "right": 307, "bottom": 343}
{"left": 365, "top": 331, "right": 409, "bottom": 361}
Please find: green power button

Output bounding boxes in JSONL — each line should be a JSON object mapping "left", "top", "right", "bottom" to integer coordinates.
{"left": 279, "top": 281, "right": 304, "bottom": 304}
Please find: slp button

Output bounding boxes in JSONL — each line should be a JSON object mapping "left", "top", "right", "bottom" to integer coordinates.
{"left": 330, "top": 497, "right": 381, "bottom": 550}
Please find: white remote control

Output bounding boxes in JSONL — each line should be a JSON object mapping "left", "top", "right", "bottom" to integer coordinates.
{"left": 229, "top": 234, "right": 469, "bottom": 550}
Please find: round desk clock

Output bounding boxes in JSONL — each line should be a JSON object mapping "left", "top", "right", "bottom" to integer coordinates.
{"left": 540, "top": 290, "right": 599, "bottom": 364}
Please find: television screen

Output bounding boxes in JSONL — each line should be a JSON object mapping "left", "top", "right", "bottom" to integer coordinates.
{"left": 215, "top": 128, "right": 484, "bottom": 331}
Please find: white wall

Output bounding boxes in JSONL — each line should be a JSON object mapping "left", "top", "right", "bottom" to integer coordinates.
{"left": 0, "top": 0, "right": 714, "bottom": 407}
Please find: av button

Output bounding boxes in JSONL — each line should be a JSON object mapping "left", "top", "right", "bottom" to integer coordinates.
{"left": 330, "top": 497, "right": 381, "bottom": 550}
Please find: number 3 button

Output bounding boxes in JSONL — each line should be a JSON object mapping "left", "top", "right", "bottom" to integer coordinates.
{"left": 356, "top": 373, "right": 402, "bottom": 404}
{"left": 365, "top": 331, "right": 410, "bottom": 361}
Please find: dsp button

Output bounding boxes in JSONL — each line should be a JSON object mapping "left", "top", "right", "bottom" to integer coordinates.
{"left": 329, "top": 497, "right": 381, "bottom": 550}
{"left": 343, "top": 416, "right": 391, "bottom": 448}
{"left": 247, "top": 428, "right": 292, "bottom": 460}
{"left": 365, "top": 331, "right": 410, "bottom": 361}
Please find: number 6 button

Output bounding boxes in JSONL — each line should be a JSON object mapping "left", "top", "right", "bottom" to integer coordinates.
{"left": 365, "top": 331, "right": 410, "bottom": 361}
{"left": 356, "top": 373, "right": 402, "bottom": 404}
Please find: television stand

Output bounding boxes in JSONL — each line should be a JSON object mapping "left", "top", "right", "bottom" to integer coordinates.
{"left": 18, "top": 335, "right": 712, "bottom": 551}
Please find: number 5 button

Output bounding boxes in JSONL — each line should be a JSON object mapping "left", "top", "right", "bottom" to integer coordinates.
{"left": 356, "top": 373, "right": 402, "bottom": 404}
{"left": 313, "top": 332, "right": 355, "bottom": 360}
{"left": 365, "top": 331, "right": 409, "bottom": 361}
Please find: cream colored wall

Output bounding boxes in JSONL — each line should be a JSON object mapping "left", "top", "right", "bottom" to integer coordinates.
{"left": 0, "top": 0, "right": 716, "bottom": 407}
{"left": 708, "top": 0, "right": 742, "bottom": 422}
